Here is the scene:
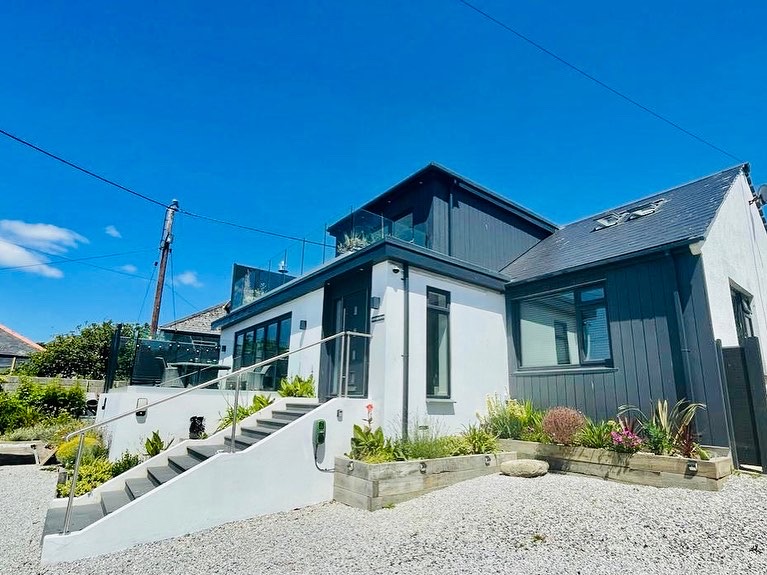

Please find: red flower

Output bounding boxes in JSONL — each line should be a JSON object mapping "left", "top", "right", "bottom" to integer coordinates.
{"left": 366, "top": 403, "right": 374, "bottom": 412}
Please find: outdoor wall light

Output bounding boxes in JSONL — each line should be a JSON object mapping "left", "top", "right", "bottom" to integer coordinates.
{"left": 347, "top": 461, "right": 354, "bottom": 472}
{"left": 419, "top": 461, "right": 427, "bottom": 474}
{"left": 370, "top": 296, "right": 381, "bottom": 310}
{"left": 336, "top": 409, "right": 344, "bottom": 421}
{"left": 135, "top": 398, "right": 148, "bottom": 418}
{"left": 299, "top": 320, "right": 307, "bottom": 330}
{"left": 687, "top": 460, "right": 698, "bottom": 473}
{"left": 484, "top": 455, "right": 492, "bottom": 466}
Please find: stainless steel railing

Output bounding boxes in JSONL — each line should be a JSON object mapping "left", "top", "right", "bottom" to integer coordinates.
{"left": 60, "top": 330, "right": 371, "bottom": 534}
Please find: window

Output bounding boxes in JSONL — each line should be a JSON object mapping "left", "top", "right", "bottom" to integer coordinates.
{"left": 234, "top": 313, "right": 292, "bottom": 389}
{"left": 427, "top": 288, "right": 450, "bottom": 398}
{"left": 518, "top": 285, "right": 611, "bottom": 368}
{"left": 731, "top": 288, "right": 754, "bottom": 344}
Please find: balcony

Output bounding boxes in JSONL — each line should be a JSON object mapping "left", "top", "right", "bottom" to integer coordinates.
{"left": 332, "top": 208, "right": 427, "bottom": 255}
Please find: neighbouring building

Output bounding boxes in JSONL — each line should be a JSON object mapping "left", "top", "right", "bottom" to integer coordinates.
{"left": 0, "top": 323, "right": 43, "bottom": 373}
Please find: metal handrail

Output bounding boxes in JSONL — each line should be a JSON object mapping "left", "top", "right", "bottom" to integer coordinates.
{"left": 61, "top": 330, "right": 372, "bottom": 534}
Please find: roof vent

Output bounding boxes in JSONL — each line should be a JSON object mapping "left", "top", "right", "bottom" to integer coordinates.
{"left": 593, "top": 199, "right": 666, "bottom": 231}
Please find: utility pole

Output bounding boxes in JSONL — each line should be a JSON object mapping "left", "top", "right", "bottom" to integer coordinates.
{"left": 150, "top": 199, "right": 179, "bottom": 337}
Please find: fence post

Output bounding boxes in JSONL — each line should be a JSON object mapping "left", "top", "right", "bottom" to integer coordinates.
{"left": 229, "top": 374, "right": 241, "bottom": 454}
{"left": 743, "top": 337, "right": 767, "bottom": 473}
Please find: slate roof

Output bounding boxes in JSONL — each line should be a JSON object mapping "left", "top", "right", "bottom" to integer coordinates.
{"left": 501, "top": 164, "right": 748, "bottom": 283}
{"left": 159, "top": 302, "right": 228, "bottom": 335}
{"left": 0, "top": 324, "right": 44, "bottom": 358}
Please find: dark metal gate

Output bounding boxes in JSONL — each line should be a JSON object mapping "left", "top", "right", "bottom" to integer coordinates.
{"left": 718, "top": 337, "right": 767, "bottom": 470}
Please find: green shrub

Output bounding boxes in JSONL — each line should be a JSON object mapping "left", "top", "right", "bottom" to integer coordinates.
{"left": 144, "top": 430, "right": 173, "bottom": 457}
{"left": 479, "top": 395, "right": 546, "bottom": 441}
{"left": 461, "top": 424, "right": 498, "bottom": 454}
{"left": 216, "top": 394, "right": 275, "bottom": 431}
{"left": 520, "top": 418, "right": 550, "bottom": 443}
{"left": 576, "top": 419, "right": 616, "bottom": 449}
{"left": 542, "top": 407, "right": 586, "bottom": 445}
{"left": 277, "top": 375, "right": 315, "bottom": 397}
{"left": 56, "top": 458, "right": 114, "bottom": 497}
{"left": 0, "top": 412, "right": 80, "bottom": 444}
{"left": 619, "top": 399, "right": 708, "bottom": 458}
{"left": 642, "top": 421, "right": 674, "bottom": 455}
{"left": 111, "top": 450, "right": 141, "bottom": 476}
{"left": 396, "top": 425, "right": 456, "bottom": 460}
{"left": 0, "top": 392, "right": 41, "bottom": 433}
{"left": 56, "top": 435, "right": 107, "bottom": 468}
{"left": 348, "top": 424, "right": 398, "bottom": 462}
{"left": 12, "top": 377, "right": 85, "bottom": 419}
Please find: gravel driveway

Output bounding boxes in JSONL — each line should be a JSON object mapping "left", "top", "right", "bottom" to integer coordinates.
{"left": 3, "top": 464, "right": 766, "bottom": 575}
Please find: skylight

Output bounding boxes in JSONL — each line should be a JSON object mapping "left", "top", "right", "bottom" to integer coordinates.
{"left": 593, "top": 199, "right": 666, "bottom": 231}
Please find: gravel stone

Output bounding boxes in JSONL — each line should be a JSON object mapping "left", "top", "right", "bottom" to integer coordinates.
{"left": 4, "top": 465, "right": 767, "bottom": 574}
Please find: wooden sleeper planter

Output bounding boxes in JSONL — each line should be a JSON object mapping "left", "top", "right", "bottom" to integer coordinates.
{"left": 499, "top": 439, "right": 733, "bottom": 491}
{"left": 334, "top": 451, "right": 518, "bottom": 510}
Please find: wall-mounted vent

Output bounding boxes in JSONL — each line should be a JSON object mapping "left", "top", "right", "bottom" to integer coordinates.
{"left": 593, "top": 199, "right": 667, "bottom": 231}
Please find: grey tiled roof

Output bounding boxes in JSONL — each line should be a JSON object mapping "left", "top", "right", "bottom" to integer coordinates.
{"left": 501, "top": 164, "right": 747, "bottom": 283}
{"left": 0, "top": 324, "right": 44, "bottom": 358}
{"left": 159, "top": 302, "right": 228, "bottom": 335}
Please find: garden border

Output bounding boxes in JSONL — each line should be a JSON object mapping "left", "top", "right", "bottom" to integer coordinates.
{"left": 334, "top": 451, "right": 518, "bottom": 510}
{"left": 499, "top": 439, "right": 732, "bottom": 491}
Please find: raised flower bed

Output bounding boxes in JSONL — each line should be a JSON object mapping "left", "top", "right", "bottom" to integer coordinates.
{"left": 334, "top": 451, "right": 518, "bottom": 510}
{"left": 498, "top": 439, "right": 732, "bottom": 491}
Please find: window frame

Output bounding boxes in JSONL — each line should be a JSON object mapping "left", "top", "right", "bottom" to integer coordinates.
{"left": 233, "top": 313, "right": 292, "bottom": 388}
{"left": 515, "top": 283, "right": 612, "bottom": 371}
{"left": 426, "top": 287, "right": 451, "bottom": 399}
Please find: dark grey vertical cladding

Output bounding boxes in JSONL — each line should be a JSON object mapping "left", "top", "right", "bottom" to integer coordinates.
{"left": 507, "top": 255, "right": 684, "bottom": 425}
{"left": 672, "top": 252, "right": 729, "bottom": 446}
{"left": 429, "top": 180, "right": 450, "bottom": 255}
{"left": 450, "top": 188, "right": 549, "bottom": 271}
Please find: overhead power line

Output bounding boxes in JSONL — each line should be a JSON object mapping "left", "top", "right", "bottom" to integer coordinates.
{"left": 458, "top": 0, "right": 742, "bottom": 162}
{"left": 0, "top": 241, "right": 155, "bottom": 273}
{"left": 0, "top": 127, "right": 329, "bottom": 246}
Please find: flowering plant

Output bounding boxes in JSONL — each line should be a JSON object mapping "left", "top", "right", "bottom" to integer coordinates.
{"left": 610, "top": 429, "right": 642, "bottom": 453}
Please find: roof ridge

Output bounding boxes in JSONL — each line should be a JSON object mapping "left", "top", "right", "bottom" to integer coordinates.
{"left": 159, "top": 301, "right": 227, "bottom": 329}
{"left": 0, "top": 323, "right": 44, "bottom": 351}
{"left": 559, "top": 164, "right": 746, "bottom": 227}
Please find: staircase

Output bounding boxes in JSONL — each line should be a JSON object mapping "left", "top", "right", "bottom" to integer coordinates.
{"left": 42, "top": 397, "right": 366, "bottom": 563}
{"left": 43, "top": 402, "right": 320, "bottom": 538}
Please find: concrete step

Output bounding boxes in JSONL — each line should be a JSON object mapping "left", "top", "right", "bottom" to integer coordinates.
{"left": 125, "top": 477, "right": 156, "bottom": 499}
{"left": 43, "top": 503, "right": 104, "bottom": 537}
{"left": 147, "top": 465, "right": 180, "bottom": 485}
{"left": 167, "top": 454, "right": 203, "bottom": 473}
{"left": 285, "top": 403, "right": 320, "bottom": 413}
{"left": 240, "top": 425, "right": 277, "bottom": 439}
{"left": 187, "top": 444, "right": 227, "bottom": 460}
{"left": 257, "top": 417, "right": 292, "bottom": 430}
{"left": 100, "top": 488, "right": 132, "bottom": 515}
{"left": 270, "top": 409, "right": 309, "bottom": 421}
{"left": 224, "top": 433, "right": 263, "bottom": 450}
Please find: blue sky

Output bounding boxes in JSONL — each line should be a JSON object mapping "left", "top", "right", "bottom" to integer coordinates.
{"left": 1, "top": 1, "right": 766, "bottom": 343}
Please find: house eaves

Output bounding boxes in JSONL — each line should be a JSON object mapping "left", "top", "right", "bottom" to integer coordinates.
{"left": 212, "top": 237, "right": 509, "bottom": 330}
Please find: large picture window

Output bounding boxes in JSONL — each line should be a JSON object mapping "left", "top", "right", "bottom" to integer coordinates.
{"left": 234, "top": 313, "right": 291, "bottom": 389}
{"left": 426, "top": 288, "right": 450, "bottom": 398}
{"left": 517, "top": 285, "right": 611, "bottom": 369}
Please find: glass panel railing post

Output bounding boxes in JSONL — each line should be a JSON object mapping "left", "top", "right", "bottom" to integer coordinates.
{"left": 62, "top": 433, "right": 86, "bottom": 534}
{"left": 338, "top": 332, "right": 346, "bottom": 397}
{"left": 344, "top": 332, "right": 351, "bottom": 397}
{"left": 229, "top": 374, "right": 241, "bottom": 453}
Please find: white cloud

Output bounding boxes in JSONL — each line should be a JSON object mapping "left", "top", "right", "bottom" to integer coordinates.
{"left": 105, "top": 225, "right": 122, "bottom": 238}
{"left": 0, "top": 239, "right": 63, "bottom": 278}
{"left": 175, "top": 270, "right": 203, "bottom": 288}
{"left": 0, "top": 219, "right": 88, "bottom": 254}
{"left": 118, "top": 264, "right": 138, "bottom": 273}
{"left": 0, "top": 219, "right": 88, "bottom": 279}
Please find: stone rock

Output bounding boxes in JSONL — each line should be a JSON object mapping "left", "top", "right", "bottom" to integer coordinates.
{"left": 500, "top": 459, "right": 549, "bottom": 478}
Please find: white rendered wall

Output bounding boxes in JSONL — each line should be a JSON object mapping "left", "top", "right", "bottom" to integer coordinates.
{"left": 218, "top": 287, "right": 325, "bottom": 380}
{"left": 43, "top": 398, "right": 369, "bottom": 563}
{"left": 367, "top": 261, "right": 509, "bottom": 436}
{"left": 97, "top": 386, "right": 278, "bottom": 459}
{"left": 701, "top": 173, "right": 767, "bottom": 364}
